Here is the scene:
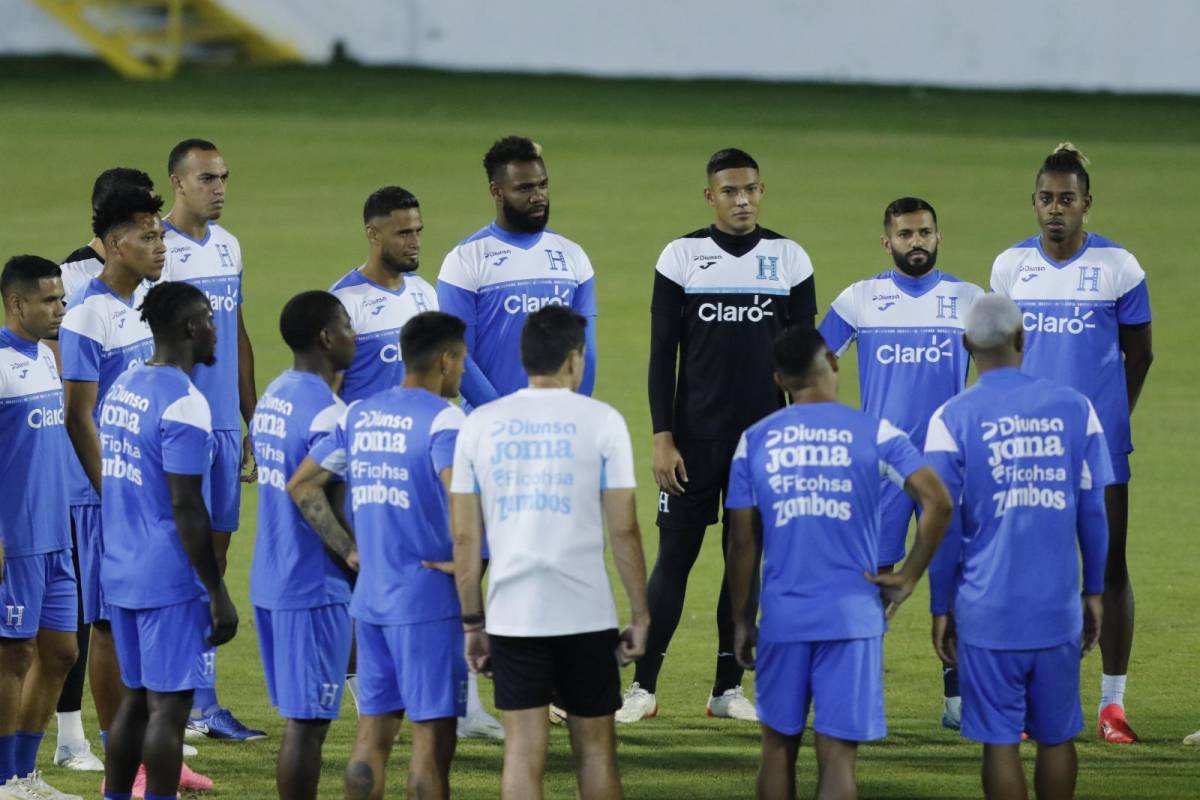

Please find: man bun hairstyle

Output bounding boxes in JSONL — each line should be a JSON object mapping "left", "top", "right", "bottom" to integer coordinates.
{"left": 1037, "top": 142, "right": 1091, "bottom": 193}
{"left": 399, "top": 311, "right": 467, "bottom": 373}
{"left": 773, "top": 326, "right": 828, "bottom": 387}
{"left": 168, "top": 137, "right": 219, "bottom": 176}
{"left": 883, "top": 197, "right": 938, "bottom": 229}
{"left": 520, "top": 305, "right": 587, "bottom": 377}
{"left": 483, "top": 136, "right": 543, "bottom": 181}
{"left": 706, "top": 148, "right": 759, "bottom": 177}
{"left": 279, "top": 290, "right": 346, "bottom": 352}
{"left": 92, "top": 185, "right": 164, "bottom": 240}
{"left": 92, "top": 167, "right": 154, "bottom": 212}
{"left": 1, "top": 255, "right": 61, "bottom": 299}
{"left": 139, "top": 281, "right": 208, "bottom": 337}
{"left": 363, "top": 186, "right": 419, "bottom": 224}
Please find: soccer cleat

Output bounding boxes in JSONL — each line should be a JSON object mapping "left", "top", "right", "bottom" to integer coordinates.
{"left": 186, "top": 707, "right": 267, "bottom": 741}
{"left": 457, "top": 710, "right": 505, "bottom": 740}
{"left": 1097, "top": 703, "right": 1139, "bottom": 744}
{"left": 181, "top": 742, "right": 198, "bottom": 758}
{"left": 52, "top": 740, "right": 104, "bottom": 772}
{"left": 706, "top": 686, "right": 758, "bottom": 721}
{"left": 7, "top": 771, "right": 83, "bottom": 800}
{"left": 1183, "top": 729, "right": 1200, "bottom": 745}
{"left": 178, "top": 762, "right": 213, "bottom": 792}
{"left": 941, "top": 696, "right": 962, "bottom": 730}
{"left": 615, "top": 683, "right": 658, "bottom": 724}
{"left": 101, "top": 765, "right": 182, "bottom": 799}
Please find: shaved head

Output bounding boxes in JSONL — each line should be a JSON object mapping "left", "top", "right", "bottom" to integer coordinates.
{"left": 965, "top": 294, "right": 1022, "bottom": 350}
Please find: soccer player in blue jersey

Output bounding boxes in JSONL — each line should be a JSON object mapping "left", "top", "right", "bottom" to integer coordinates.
{"left": 289, "top": 311, "right": 471, "bottom": 800}
{"left": 991, "top": 144, "right": 1153, "bottom": 743}
{"left": 724, "top": 326, "right": 951, "bottom": 800}
{"left": 161, "top": 138, "right": 263, "bottom": 741}
{"left": 99, "top": 280, "right": 238, "bottom": 800}
{"left": 0, "top": 256, "right": 82, "bottom": 800}
{"left": 818, "top": 197, "right": 982, "bottom": 729}
{"left": 925, "top": 294, "right": 1111, "bottom": 799}
{"left": 250, "top": 291, "right": 356, "bottom": 800}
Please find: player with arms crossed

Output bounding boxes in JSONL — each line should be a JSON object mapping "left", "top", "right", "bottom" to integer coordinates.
{"left": 925, "top": 295, "right": 1111, "bottom": 799}
{"left": 621, "top": 148, "right": 817, "bottom": 723}
{"left": 0, "top": 256, "right": 81, "bottom": 800}
{"left": 818, "top": 197, "right": 982, "bottom": 729}
{"left": 990, "top": 144, "right": 1153, "bottom": 743}
{"left": 248, "top": 292, "right": 356, "bottom": 800}
{"left": 160, "top": 138, "right": 262, "bottom": 741}
{"left": 451, "top": 306, "right": 650, "bottom": 800}
{"left": 725, "top": 326, "right": 951, "bottom": 800}
{"left": 290, "top": 311, "right": 472, "bottom": 800}
{"left": 99, "top": 282, "right": 238, "bottom": 800}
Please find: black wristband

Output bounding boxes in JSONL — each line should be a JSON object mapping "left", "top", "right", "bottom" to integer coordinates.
{"left": 462, "top": 612, "right": 485, "bottom": 626}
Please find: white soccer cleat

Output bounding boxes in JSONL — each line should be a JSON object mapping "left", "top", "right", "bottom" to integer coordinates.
{"left": 706, "top": 686, "right": 758, "bottom": 721}
{"left": 941, "top": 696, "right": 963, "bottom": 730}
{"left": 1184, "top": 729, "right": 1200, "bottom": 745}
{"left": 6, "top": 771, "right": 83, "bottom": 800}
{"left": 457, "top": 709, "right": 505, "bottom": 740}
{"left": 52, "top": 741, "right": 104, "bottom": 772}
{"left": 548, "top": 703, "right": 568, "bottom": 725}
{"left": 615, "top": 683, "right": 657, "bottom": 723}
{"left": 182, "top": 742, "right": 198, "bottom": 757}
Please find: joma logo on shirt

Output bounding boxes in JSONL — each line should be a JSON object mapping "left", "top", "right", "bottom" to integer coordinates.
{"left": 8, "top": 361, "right": 28, "bottom": 379}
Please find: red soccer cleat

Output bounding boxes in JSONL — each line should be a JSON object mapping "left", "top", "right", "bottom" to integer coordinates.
{"left": 179, "top": 761, "right": 214, "bottom": 791}
{"left": 1098, "top": 703, "right": 1139, "bottom": 744}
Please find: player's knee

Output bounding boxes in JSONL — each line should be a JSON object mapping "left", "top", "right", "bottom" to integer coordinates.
{"left": 0, "top": 637, "right": 37, "bottom": 675}
{"left": 42, "top": 636, "right": 80, "bottom": 676}
{"left": 344, "top": 760, "right": 375, "bottom": 800}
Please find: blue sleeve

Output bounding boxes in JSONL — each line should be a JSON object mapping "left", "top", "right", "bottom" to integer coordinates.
{"left": 818, "top": 307, "right": 856, "bottom": 354}
{"left": 1084, "top": 422, "right": 1116, "bottom": 491}
{"left": 430, "top": 429, "right": 458, "bottom": 474}
{"left": 573, "top": 276, "right": 598, "bottom": 317}
{"left": 879, "top": 426, "right": 929, "bottom": 486}
{"left": 308, "top": 415, "right": 348, "bottom": 477}
{"left": 724, "top": 436, "right": 755, "bottom": 509}
{"left": 162, "top": 422, "right": 213, "bottom": 476}
{"left": 439, "top": 282, "right": 500, "bottom": 406}
{"left": 926, "top": 449, "right": 965, "bottom": 615}
{"left": 1077, "top": 487, "right": 1109, "bottom": 595}
{"left": 579, "top": 316, "right": 598, "bottom": 396}
{"left": 59, "top": 328, "right": 101, "bottom": 382}
{"left": 1116, "top": 278, "right": 1151, "bottom": 325}
{"left": 460, "top": 355, "right": 500, "bottom": 407}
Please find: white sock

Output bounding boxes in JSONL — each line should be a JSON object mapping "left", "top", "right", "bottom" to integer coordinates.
{"left": 1100, "top": 673, "right": 1127, "bottom": 711}
{"left": 345, "top": 674, "right": 360, "bottom": 714}
{"left": 56, "top": 711, "right": 86, "bottom": 749}
{"left": 465, "top": 672, "right": 483, "bottom": 718}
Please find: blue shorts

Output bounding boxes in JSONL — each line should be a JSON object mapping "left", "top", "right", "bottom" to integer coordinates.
{"left": 71, "top": 504, "right": 108, "bottom": 624}
{"left": 756, "top": 636, "right": 886, "bottom": 742}
{"left": 878, "top": 479, "right": 915, "bottom": 567}
{"left": 356, "top": 617, "right": 467, "bottom": 721}
{"left": 1111, "top": 451, "right": 1130, "bottom": 484}
{"left": 958, "top": 639, "right": 1083, "bottom": 746}
{"left": 0, "top": 550, "right": 77, "bottom": 639}
{"left": 210, "top": 430, "right": 242, "bottom": 533}
{"left": 110, "top": 598, "right": 211, "bottom": 693}
{"left": 255, "top": 604, "right": 352, "bottom": 720}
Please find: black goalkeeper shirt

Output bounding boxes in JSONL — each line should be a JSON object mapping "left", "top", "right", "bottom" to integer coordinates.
{"left": 648, "top": 225, "right": 817, "bottom": 440}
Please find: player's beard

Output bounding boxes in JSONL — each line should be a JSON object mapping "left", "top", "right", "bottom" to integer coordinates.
{"left": 503, "top": 197, "right": 550, "bottom": 233}
{"left": 381, "top": 250, "right": 419, "bottom": 274}
{"left": 892, "top": 246, "right": 938, "bottom": 276}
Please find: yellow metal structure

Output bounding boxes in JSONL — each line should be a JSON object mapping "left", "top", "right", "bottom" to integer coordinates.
{"left": 30, "top": 0, "right": 302, "bottom": 79}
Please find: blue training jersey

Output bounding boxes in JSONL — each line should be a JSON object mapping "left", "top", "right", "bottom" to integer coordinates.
{"left": 249, "top": 370, "right": 350, "bottom": 610}
{"left": 162, "top": 221, "right": 244, "bottom": 431}
{"left": 0, "top": 330, "right": 71, "bottom": 557}
{"left": 819, "top": 269, "right": 982, "bottom": 446}
{"left": 726, "top": 402, "right": 929, "bottom": 642}
{"left": 329, "top": 268, "right": 438, "bottom": 403}
{"left": 99, "top": 365, "right": 214, "bottom": 610}
{"left": 309, "top": 387, "right": 463, "bottom": 626}
{"left": 437, "top": 223, "right": 598, "bottom": 403}
{"left": 924, "top": 368, "right": 1115, "bottom": 650}
{"left": 59, "top": 278, "right": 155, "bottom": 506}
{"left": 991, "top": 233, "right": 1151, "bottom": 458}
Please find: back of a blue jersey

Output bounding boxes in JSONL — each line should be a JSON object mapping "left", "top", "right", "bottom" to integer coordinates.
{"left": 726, "top": 402, "right": 928, "bottom": 642}
{"left": 250, "top": 370, "right": 350, "bottom": 610}
{"left": 925, "top": 368, "right": 1115, "bottom": 649}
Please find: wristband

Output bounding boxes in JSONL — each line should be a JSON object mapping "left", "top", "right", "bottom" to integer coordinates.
{"left": 462, "top": 612, "right": 485, "bottom": 627}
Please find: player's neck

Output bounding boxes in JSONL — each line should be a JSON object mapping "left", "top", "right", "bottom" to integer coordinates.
{"left": 3, "top": 320, "right": 38, "bottom": 344}
{"left": 292, "top": 353, "right": 337, "bottom": 388}
{"left": 974, "top": 354, "right": 1022, "bottom": 374}
{"left": 89, "top": 237, "right": 107, "bottom": 261}
{"left": 528, "top": 375, "right": 573, "bottom": 390}
{"left": 787, "top": 386, "right": 837, "bottom": 405}
{"left": 164, "top": 208, "right": 209, "bottom": 240}
{"left": 147, "top": 343, "right": 197, "bottom": 374}
{"left": 99, "top": 262, "right": 142, "bottom": 301}
{"left": 361, "top": 258, "right": 405, "bottom": 291}
{"left": 1040, "top": 230, "right": 1087, "bottom": 262}
{"left": 401, "top": 371, "right": 446, "bottom": 395}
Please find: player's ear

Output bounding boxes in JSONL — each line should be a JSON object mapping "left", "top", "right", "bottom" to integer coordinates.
{"left": 703, "top": 186, "right": 715, "bottom": 207}
{"left": 824, "top": 349, "right": 838, "bottom": 373}
{"left": 364, "top": 223, "right": 378, "bottom": 246}
{"left": 488, "top": 180, "right": 503, "bottom": 202}
{"left": 1013, "top": 327, "right": 1025, "bottom": 356}
{"left": 772, "top": 370, "right": 787, "bottom": 391}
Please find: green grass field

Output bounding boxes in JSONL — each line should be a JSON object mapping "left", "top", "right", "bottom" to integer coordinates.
{"left": 2, "top": 58, "right": 1199, "bottom": 798}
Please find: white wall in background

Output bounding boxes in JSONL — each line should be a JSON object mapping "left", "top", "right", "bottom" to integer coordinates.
{"left": 2, "top": 0, "right": 1197, "bottom": 95}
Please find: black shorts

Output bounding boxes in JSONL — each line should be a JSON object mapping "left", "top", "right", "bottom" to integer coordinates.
{"left": 655, "top": 438, "right": 739, "bottom": 528}
{"left": 490, "top": 629, "right": 621, "bottom": 717}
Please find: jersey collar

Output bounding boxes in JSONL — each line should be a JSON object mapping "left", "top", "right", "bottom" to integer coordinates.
{"left": 163, "top": 220, "right": 212, "bottom": 247}
{"left": 487, "top": 222, "right": 545, "bottom": 250}
{"left": 889, "top": 268, "right": 942, "bottom": 297}
{"left": 708, "top": 225, "right": 763, "bottom": 258}
{"left": 978, "top": 366, "right": 1025, "bottom": 385}
{"left": 0, "top": 327, "right": 39, "bottom": 359}
{"left": 1035, "top": 232, "right": 1093, "bottom": 269}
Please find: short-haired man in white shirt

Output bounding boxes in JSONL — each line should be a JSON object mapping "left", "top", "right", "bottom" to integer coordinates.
{"left": 451, "top": 305, "right": 649, "bottom": 800}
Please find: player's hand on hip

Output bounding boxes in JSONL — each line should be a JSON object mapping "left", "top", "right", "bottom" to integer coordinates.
{"left": 1081, "top": 593, "right": 1103, "bottom": 657}
{"left": 240, "top": 434, "right": 257, "bottom": 483}
{"left": 616, "top": 618, "right": 649, "bottom": 665}
{"left": 865, "top": 570, "right": 916, "bottom": 619}
{"left": 734, "top": 622, "right": 757, "bottom": 670}
{"left": 208, "top": 584, "right": 239, "bottom": 647}
{"left": 421, "top": 560, "right": 454, "bottom": 575}
{"left": 465, "top": 629, "right": 492, "bottom": 677}
{"left": 652, "top": 432, "right": 688, "bottom": 496}
{"left": 931, "top": 614, "right": 957, "bottom": 666}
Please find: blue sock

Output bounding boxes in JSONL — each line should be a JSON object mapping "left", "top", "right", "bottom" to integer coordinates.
{"left": 104, "top": 792, "right": 133, "bottom": 800}
{"left": 0, "top": 734, "right": 16, "bottom": 781}
{"left": 145, "top": 793, "right": 177, "bottom": 800}
{"left": 13, "top": 730, "right": 44, "bottom": 776}
{"left": 192, "top": 687, "right": 219, "bottom": 715}
{"left": 943, "top": 666, "right": 960, "bottom": 698}
{"left": 99, "top": 730, "right": 108, "bottom": 753}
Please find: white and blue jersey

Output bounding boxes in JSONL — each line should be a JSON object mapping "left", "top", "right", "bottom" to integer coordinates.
{"left": 249, "top": 370, "right": 350, "bottom": 610}
{"left": 820, "top": 270, "right": 982, "bottom": 447}
{"left": 162, "top": 221, "right": 243, "bottom": 432}
{"left": 0, "top": 329, "right": 71, "bottom": 557}
{"left": 309, "top": 387, "right": 463, "bottom": 627}
{"left": 60, "top": 245, "right": 104, "bottom": 301}
{"left": 329, "top": 268, "right": 437, "bottom": 403}
{"left": 725, "top": 402, "right": 928, "bottom": 643}
{"left": 99, "top": 365, "right": 214, "bottom": 610}
{"left": 991, "top": 233, "right": 1151, "bottom": 462}
{"left": 437, "top": 223, "right": 598, "bottom": 404}
{"left": 925, "top": 368, "right": 1114, "bottom": 650}
{"left": 59, "top": 277, "right": 154, "bottom": 506}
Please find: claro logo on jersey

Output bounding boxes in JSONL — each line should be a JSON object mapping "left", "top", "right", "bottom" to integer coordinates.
{"left": 1023, "top": 306, "right": 1097, "bottom": 335}
{"left": 26, "top": 405, "right": 65, "bottom": 429}
{"left": 207, "top": 285, "right": 238, "bottom": 313}
{"left": 698, "top": 295, "right": 774, "bottom": 323}
{"left": 875, "top": 335, "right": 954, "bottom": 365}
{"left": 503, "top": 286, "right": 573, "bottom": 315}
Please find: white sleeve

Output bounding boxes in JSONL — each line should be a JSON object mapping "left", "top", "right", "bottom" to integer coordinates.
{"left": 431, "top": 404, "right": 466, "bottom": 435}
{"left": 569, "top": 241, "right": 595, "bottom": 282}
{"left": 653, "top": 241, "right": 684, "bottom": 286}
{"left": 1115, "top": 251, "right": 1147, "bottom": 296}
{"left": 437, "top": 246, "right": 477, "bottom": 291}
{"left": 162, "top": 385, "right": 213, "bottom": 434}
{"left": 449, "top": 414, "right": 480, "bottom": 493}
{"left": 990, "top": 252, "right": 1014, "bottom": 296}
{"left": 787, "top": 241, "right": 815, "bottom": 287}
{"left": 923, "top": 405, "right": 958, "bottom": 453}
{"left": 309, "top": 397, "right": 345, "bottom": 436}
{"left": 598, "top": 407, "right": 636, "bottom": 490}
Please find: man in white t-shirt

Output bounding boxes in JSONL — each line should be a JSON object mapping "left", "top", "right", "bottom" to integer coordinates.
{"left": 451, "top": 305, "right": 649, "bottom": 799}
